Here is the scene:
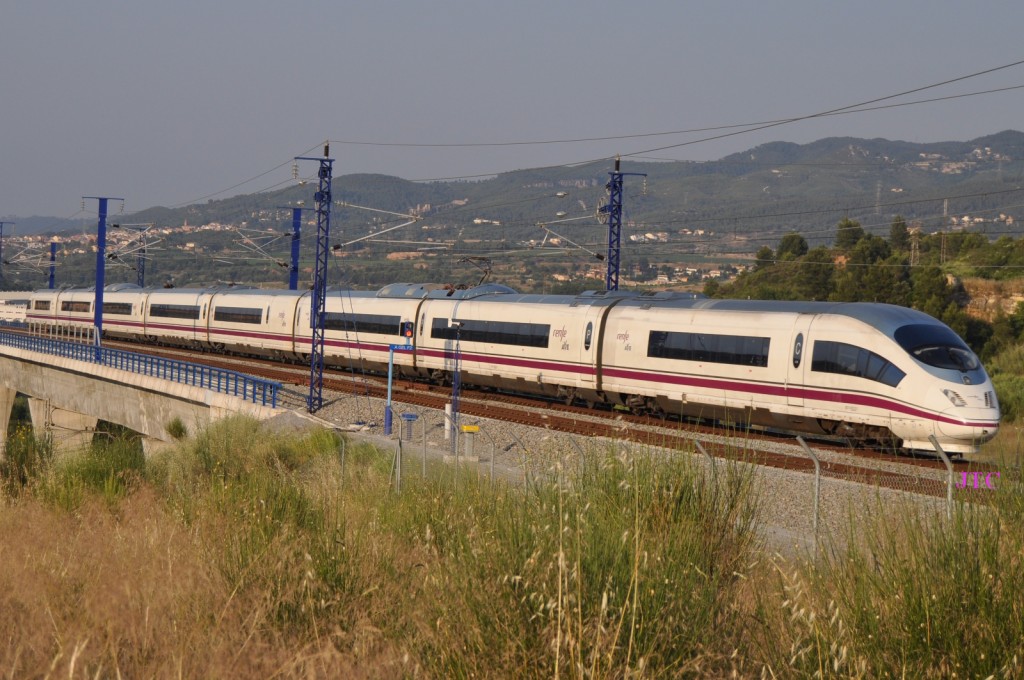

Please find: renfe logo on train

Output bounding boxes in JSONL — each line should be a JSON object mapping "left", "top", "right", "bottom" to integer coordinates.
{"left": 553, "top": 326, "right": 569, "bottom": 350}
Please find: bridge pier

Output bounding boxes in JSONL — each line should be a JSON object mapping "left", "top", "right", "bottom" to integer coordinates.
{"left": 27, "top": 398, "right": 98, "bottom": 455}
{"left": 141, "top": 437, "right": 175, "bottom": 456}
{"left": 0, "top": 387, "right": 15, "bottom": 452}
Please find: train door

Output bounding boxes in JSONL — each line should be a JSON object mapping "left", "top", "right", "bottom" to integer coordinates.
{"left": 292, "top": 292, "right": 312, "bottom": 357}
{"left": 576, "top": 307, "right": 604, "bottom": 388}
{"left": 192, "top": 291, "right": 210, "bottom": 345}
{"left": 786, "top": 314, "right": 816, "bottom": 409}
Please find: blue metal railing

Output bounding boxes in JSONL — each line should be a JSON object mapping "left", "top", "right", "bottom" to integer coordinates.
{"left": 0, "top": 331, "right": 280, "bottom": 408}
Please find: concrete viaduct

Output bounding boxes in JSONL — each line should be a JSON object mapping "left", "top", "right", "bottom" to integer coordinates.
{"left": 0, "top": 341, "right": 280, "bottom": 455}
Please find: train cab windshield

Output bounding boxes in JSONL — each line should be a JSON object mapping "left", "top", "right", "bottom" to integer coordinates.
{"left": 894, "top": 324, "right": 980, "bottom": 372}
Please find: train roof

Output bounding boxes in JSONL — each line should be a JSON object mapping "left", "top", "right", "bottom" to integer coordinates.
{"left": 27, "top": 283, "right": 944, "bottom": 334}
{"left": 616, "top": 297, "right": 939, "bottom": 335}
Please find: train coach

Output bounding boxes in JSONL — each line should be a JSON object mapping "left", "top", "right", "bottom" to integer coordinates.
{"left": 596, "top": 298, "right": 998, "bottom": 454}
{"left": 24, "top": 282, "right": 1000, "bottom": 455}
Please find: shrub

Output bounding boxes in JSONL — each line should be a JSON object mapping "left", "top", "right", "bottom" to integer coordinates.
{"left": 0, "top": 425, "right": 52, "bottom": 497}
{"left": 165, "top": 417, "right": 187, "bottom": 440}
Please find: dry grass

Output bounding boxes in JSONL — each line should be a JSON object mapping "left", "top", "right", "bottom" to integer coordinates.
{"left": 1, "top": 415, "right": 1022, "bottom": 678}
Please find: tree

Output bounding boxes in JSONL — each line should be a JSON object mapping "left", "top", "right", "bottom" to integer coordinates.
{"left": 830, "top": 236, "right": 897, "bottom": 302}
{"left": 983, "top": 309, "right": 1016, "bottom": 360}
{"left": 889, "top": 215, "right": 910, "bottom": 251}
{"left": 910, "top": 266, "right": 954, "bottom": 318}
{"left": 834, "top": 218, "right": 866, "bottom": 250}
{"left": 793, "top": 246, "right": 835, "bottom": 300}
{"left": 776, "top": 232, "right": 808, "bottom": 260}
{"left": 755, "top": 246, "right": 774, "bottom": 270}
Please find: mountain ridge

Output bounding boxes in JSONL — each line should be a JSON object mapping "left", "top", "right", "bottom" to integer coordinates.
{"left": 8, "top": 130, "right": 1024, "bottom": 240}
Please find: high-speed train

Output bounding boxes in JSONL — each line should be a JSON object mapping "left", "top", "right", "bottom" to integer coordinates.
{"left": 22, "top": 282, "right": 1000, "bottom": 455}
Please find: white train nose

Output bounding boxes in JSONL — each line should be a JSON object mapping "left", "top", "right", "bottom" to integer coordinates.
{"left": 937, "top": 407, "right": 999, "bottom": 445}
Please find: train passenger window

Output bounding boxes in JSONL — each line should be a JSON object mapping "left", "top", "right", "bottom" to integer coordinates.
{"left": 584, "top": 322, "right": 593, "bottom": 351}
{"left": 149, "top": 304, "right": 201, "bottom": 320}
{"left": 60, "top": 301, "right": 91, "bottom": 313}
{"left": 214, "top": 306, "right": 263, "bottom": 324}
{"left": 811, "top": 340, "right": 905, "bottom": 387}
{"left": 792, "top": 333, "right": 803, "bottom": 368}
{"left": 34, "top": 301, "right": 51, "bottom": 311}
{"left": 430, "top": 318, "right": 550, "bottom": 348}
{"left": 647, "top": 330, "right": 770, "bottom": 367}
{"left": 320, "top": 312, "right": 402, "bottom": 335}
{"left": 104, "top": 303, "right": 133, "bottom": 316}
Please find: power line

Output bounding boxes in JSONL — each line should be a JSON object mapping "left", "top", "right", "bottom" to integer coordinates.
{"left": 165, "top": 141, "right": 324, "bottom": 208}
{"left": 328, "top": 83, "right": 1024, "bottom": 150}
{"left": 400, "top": 59, "right": 1024, "bottom": 182}
{"left": 126, "top": 61, "right": 1024, "bottom": 215}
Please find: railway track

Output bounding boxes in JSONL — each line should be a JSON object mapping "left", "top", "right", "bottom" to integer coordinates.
{"left": 76, "top": 337, "right": 993, "bottom": 500}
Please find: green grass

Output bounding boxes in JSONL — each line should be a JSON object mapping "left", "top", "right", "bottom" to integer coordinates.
{"left": 760, "top": 475, "right": 1024, "bottom": 678}
{"left": 1, "top": 415, "right": 1022, "bottom": 678}
{"left": 0, "top": 423, "right": 52, "bottom": 497}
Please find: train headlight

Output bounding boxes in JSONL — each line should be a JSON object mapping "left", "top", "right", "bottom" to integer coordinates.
{"left": 943, "top": 389, "right": 967, "bottom": 407}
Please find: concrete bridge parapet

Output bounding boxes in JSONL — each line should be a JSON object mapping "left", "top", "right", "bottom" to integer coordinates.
{"left": 0, "top": 344, "right": 278, "bottom": 455}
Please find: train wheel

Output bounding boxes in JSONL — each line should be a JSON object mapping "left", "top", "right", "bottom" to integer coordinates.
{"left": 645, "top": 398, "right": 667, "bottom": 420}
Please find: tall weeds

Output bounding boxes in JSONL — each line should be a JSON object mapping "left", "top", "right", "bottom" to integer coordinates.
{"left": 375, "top": 445, "right": 763, "bottom": 677}
{"left": 1, "top": 413, "right": 1021, "bottom": 678}
{"left": 0, "top": 424, "right": 52, "bottom": 497}
{"left": 761, "top": 473, "right": 1024, "bottom": 678}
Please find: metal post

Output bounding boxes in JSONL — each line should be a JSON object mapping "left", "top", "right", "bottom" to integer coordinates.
{"left": 83, "top": 197, "right": 123, "bottom": 362}
{"left": 451, "top": 325, "right": 462, "bottom": 452}
{"left": 392, "top": 439, "right": 403, "bottom": 494}
{"left": 0, "top": 221, "right": 11, "bottom": 280}
{"left": 137, "top": 244, "right": 146, "bottom": 288}
{"left": 796, "top": 437, "right": 821, "bottom": 552}
{"left": 48, "top": 242, "right": 56, "bottom": 289}
{"left": 695, "top": 441, "right": 717, "bottom": 479}
{"left": 289, "top": 207, "right": 302, "bottom": 290}
{"left": 385, "top": 346, "right": 395, "bottom": 435}
{"left": 384, "top": 340, "right": 413, "bottom": 436}
{"left": 471, "top": 424, "right": 496, "bottom": 484}
{"left": 295, "top": 145, "right": 333, "bottom": 413}
{"left": 929, "top": 435, "right": 954, "bottom": 520}
{"left": 596, "top": 158, "right": 646, "bottom": 291}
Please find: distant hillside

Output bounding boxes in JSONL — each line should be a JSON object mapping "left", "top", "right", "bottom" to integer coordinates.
{"left": 1, "top": 215, "right": 85, "bottom": 235}
{"left": 12, "top": 131, "right": 1024, "bottom": 250}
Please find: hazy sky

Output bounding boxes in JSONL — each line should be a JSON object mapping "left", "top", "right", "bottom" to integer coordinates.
{"left": 4, "top": 1, "right": 1024, "bottom": 219}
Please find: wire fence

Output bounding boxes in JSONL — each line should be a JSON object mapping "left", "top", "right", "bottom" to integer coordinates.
{"left": 359, "top": 407, "right": 1018, "bottom": 557}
